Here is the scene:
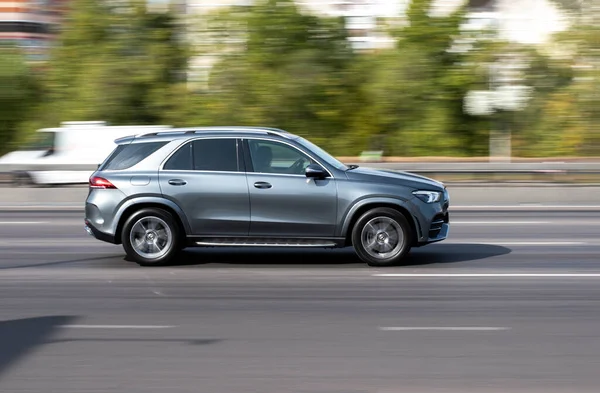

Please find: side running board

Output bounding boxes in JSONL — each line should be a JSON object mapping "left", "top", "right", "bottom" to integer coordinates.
{"left": 193, "top": 238, "right": 337, "bottom": 248}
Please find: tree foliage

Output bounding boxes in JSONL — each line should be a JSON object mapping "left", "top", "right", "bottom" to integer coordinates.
{"left": 6, "top": 0, "right": 600, "bottom": 157}
{"left": 356, "top": 0, "right": 493, "bottom": 156}
{"left": 521, "top": 5, "right": 600, "bottom": 156}
{"left": 0, "top": 47, "right": 40, "bottom": 154}
{"left": 193, "top": 0, "right": 359, "bottom": 154}
{"left": 40, "top": 0, "right": 189, "bottom": 126}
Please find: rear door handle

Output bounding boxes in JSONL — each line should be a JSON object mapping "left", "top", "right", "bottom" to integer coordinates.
{"left": 168, "top": 179, "right": 187, "bottom": 186}
{"left": 253, "top": 181, "right": 272, "bottom": 189}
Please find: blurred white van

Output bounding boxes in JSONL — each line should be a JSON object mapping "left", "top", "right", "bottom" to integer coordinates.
{"left": 0, "top": 121, "right": 172, "bottom": 185}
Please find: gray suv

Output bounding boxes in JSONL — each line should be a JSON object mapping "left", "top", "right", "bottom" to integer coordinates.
{"left": 84, "top": 127, "right": 449, "bottom": 267}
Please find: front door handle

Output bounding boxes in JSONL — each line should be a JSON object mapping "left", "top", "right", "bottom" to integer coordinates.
{"left": 253, "top": 181, "right": 272, "bottom": 189}
{"left": 168, "top": 179, "right": 187, "bottom": 186}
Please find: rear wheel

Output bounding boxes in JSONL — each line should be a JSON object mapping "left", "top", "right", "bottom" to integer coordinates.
{"left": 12, "top": 171, "right": 34, "bottom": 187}
{"left": 122, "top": 208, "right": 181, "bottom": 266}
{"left": 351, "top": 207, "right": 413, "bottom": 267}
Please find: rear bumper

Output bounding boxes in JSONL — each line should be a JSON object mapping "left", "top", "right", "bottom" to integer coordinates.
{"left": 85, "top": 219, "right": 118, "bottom": 244}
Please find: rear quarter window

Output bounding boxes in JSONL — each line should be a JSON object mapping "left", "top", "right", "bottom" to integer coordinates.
{"left": 100, "top": 142, "right": 167, "bottom": 170}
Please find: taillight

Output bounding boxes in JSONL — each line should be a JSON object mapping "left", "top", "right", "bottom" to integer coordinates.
{"left": 89, "top": 176, "right": 117, "bottom": 189}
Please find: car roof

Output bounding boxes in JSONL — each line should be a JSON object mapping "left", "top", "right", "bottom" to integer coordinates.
{"left": 115, "top": 126, "right": 298, "bottom": 145}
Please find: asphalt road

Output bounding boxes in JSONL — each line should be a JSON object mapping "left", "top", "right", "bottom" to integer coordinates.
{"left": 2, "top": 210, "right": 600, "bottom": 392}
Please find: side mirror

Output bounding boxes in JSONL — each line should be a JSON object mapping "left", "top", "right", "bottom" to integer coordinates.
{"left": 305, "top": 164, "right": 327, "bottom": 179}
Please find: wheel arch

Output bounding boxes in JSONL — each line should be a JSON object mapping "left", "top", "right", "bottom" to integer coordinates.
{"left": 112, "top": 197, "right": 190, "bottom": 244}
{"left": 340, "top": 198, "right": 420, "bottom": 246}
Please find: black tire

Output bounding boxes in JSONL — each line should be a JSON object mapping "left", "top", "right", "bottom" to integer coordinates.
{"left": 351, "top": 207, "right": 413, "bottom": 267}
{"left": 12, "top": 171, "right": 34, "bottom": 187}
{"left": 121, "top": 208, "right": 181, "bottom": 266}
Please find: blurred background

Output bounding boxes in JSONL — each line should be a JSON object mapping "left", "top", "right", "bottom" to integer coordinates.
{"left": 1, "top": 0, "right": 599, "bottom": 178}
{"left": 4, "top": 3, "right": 600, "bottom": 392}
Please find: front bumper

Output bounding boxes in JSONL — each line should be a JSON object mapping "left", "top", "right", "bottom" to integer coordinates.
{"left": 424, "top": 211, "right": 450, "bottom": 244}
{"left": 412, "top": 189, "right": 450, "bottom": 246}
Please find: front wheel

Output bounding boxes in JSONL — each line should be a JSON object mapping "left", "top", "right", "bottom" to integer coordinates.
{"left": 351, "top": 207, "right": 413, "bottom": 267}
{"left": 122, "top": 208, "right": 181, "bottom": 266}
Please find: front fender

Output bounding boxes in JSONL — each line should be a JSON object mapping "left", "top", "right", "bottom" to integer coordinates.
{"left": 338, "top": 196, "right": 418, "bottom": 238}
{"left": 109, "top": 196, "right": 191, "bottom": 235}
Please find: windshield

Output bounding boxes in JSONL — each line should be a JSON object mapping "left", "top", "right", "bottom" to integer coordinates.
{"left": 21, "top": 132, "right": 55, "bottom": 151}
{"left": 295, "top": 137, "right": 348, "bottom": 171}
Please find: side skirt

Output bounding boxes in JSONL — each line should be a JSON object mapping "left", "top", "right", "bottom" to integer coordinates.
{"left": 186, "top": 236, "right": 346, "bottom": 248}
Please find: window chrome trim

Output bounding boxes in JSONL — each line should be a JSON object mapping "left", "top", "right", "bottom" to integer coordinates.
{"left": 160, "top": 169, "right": 246, "bottom": 175}
{"left": 158, "top": 135, "right": 335, "bottom": 179}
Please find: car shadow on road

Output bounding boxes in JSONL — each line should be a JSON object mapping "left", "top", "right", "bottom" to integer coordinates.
{"left": 0, "top": 316, "right": 76, "bottom": 379}
{"left": 402, "top": 243, "right": 512, "bottom": 266}
{"left": 168, "top": 247, "right": 363, "bottom": 266}
{"left": 0, "top": 255, "right": 126, "bottom": 270}
{"left": 0, "top": 315, "right": 223, "bottom": 381}
{"left": 165, "top": 243, "right": 511, "bottom": 267}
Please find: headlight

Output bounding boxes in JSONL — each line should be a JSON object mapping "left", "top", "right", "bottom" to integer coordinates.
{"left": 412, "top": 190, "right": 442, "bottom": 204}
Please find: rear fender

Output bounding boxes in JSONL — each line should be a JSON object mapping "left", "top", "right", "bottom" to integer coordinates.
{"left": 109, "top": 196, "right": 191, "bottom": 235}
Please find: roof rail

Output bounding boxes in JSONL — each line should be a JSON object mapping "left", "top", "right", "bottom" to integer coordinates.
{"left": 61, "top": 121, "right": 108, "bottom": 127}
{"left": 245, "top": 127, "right": 291, "bottom": 138}
{"left": 114, "top": 135, "right": 136, "bottom": 144}
{"left": 136, "top": 126, "right": 292, "bottom": 139}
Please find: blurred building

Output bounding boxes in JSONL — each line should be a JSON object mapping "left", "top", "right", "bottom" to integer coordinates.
{"left": 0, "top": 0, "right": 69, "bottom": 62}
{"left": 183, "top": 0, "right": 567, "bottom": 89}
{"left": 464, "top": 0, "right": 567, "bottom": 45}
{"left": 187, "top": 0, "right": 398, "bottom": 52}
{"left": 1, "top": 0, "right": 567, "bottom": 64}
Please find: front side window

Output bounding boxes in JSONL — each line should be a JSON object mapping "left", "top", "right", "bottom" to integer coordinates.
{"left": 247, "top": 139, "right": 315, "bottom": 175}
{"left": 295, "top": 137, "right": 348, "bottom": 171}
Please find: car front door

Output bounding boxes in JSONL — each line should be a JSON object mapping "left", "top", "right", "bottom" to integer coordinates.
{"left": 243, "top": 138, "right": 338, "bottom": 237}
{"left": 159, "top": 137, "right": 250, "bottom": 236}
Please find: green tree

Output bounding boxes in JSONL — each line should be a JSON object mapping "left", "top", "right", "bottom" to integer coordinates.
{"left": 525, "top": 4, "right": 600, "bottom": 156}
{"left": 195, "top": 0, "right": 360, "bottom": 155}
{"left": 0, "top": 47, "right": 40, "bottom": 154}
{"left": 509, "top": 46, "right": 574, "bottom": 157}
{"left": 358, "top": 0, "right": 489, "bottom": 156}
{"left": 39, "top": 0, "right": 189, "bottom": 127}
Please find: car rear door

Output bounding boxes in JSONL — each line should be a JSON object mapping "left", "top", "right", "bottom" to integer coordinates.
{"left": 159, "top": 137, "right": 250, "bottom": 236}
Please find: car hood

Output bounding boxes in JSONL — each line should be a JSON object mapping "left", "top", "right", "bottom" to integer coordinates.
{"left": 345, "top": 167, "right": 444, "bottom": 191}
{"left": 0, "top": 150, "right": 48, "bottom": 164}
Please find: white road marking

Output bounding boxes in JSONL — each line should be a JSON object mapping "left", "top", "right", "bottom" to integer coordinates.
{"left": 374, "top": 273, "right": 600, "bottom": 278}
{"left": 0, "top": 221, "right": 49, "bottom": 225}
{"left": 451, "top": 205, "right": 600, "bottom": 210}
{"left": 0, "top": 206, "right": 82, "bottom": 211}
{"left": 444, "top": 241, "right": 586, "bottom": 246}
{"left": 379, "top": 326, "right": 511, "bottom": 331}
{"left": 59, "top": 325, "right": 175, "bottom": 329}
{"left": 495, "top": 242, "right": 586, "bottom": 246}
{"left": 452, "top": 221, "right": 550, "bottom": 225}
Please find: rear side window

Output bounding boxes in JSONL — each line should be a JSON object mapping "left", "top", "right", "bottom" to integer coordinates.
{"left": 164, "top": 142, "right": 192, "bottom": 170}
{"left": 192, "top": 139, "right": 238, "bottom": 172}
{"left": 100, "top": 142, "right": 167, "bottom": 170}
{"left": 162, "top": 138, "right": 238, "bottom": 172}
